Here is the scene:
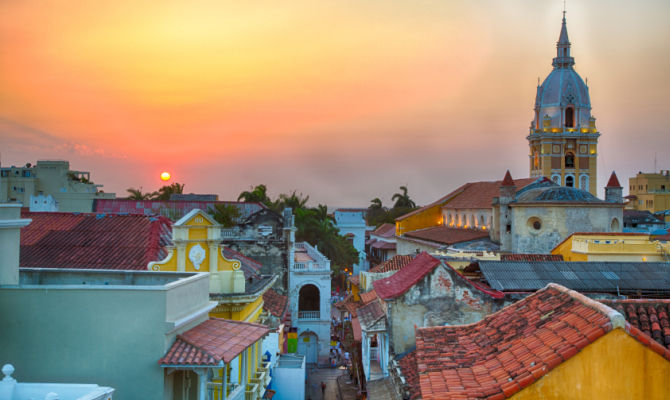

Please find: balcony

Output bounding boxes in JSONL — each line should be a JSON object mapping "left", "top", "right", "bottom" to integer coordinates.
{"left": 292, "top": 242, "right": 330, "bottom": 272}
{"left": 298, "top": 310, "right": 320, "bottom": 320}
{"left": 245, "top": 382, "right": 260, "bottom": 400}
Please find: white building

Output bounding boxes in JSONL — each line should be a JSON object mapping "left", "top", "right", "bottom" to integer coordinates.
{"left": 288, "top": 242, "right": 331, "bottom": 365}
{"left": 333, "top": 208, "right": 369, "bottom": 275}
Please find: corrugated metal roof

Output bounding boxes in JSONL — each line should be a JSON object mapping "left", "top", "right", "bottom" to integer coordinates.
{"left": 478, "top": 261, "right": 670, "bottom": 292}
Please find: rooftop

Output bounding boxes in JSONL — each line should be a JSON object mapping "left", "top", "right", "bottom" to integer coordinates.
{"left": 476, "top": 260, "right": 670, "bottom": 295}
{"left": 370, "top": 223, "right": 396, "bottom": 239}
{"left": 414, "top": 284, "right": 663, "bottom": 399}
{"left": 373, "top": 252, "right": 441, "bottom": 300}
{"left": 159, "top": 318, "right": 270, "bottom": 366}
{"left": 263, "top": 288, "right": 289, "bottom": 319}
{"left": 15, "top": 268, "right": 202, "bottom": 288}
{"left": 20, "top": 211, "right": 172, "bottom": 270}
{"left": 601, "top": 299, "right": 670, "bottom": 351}
{"left": 369, "top": 254, "right": 414, "bottom": 273}
{"left": 403, "top": 226, "right": 489, "bottom": 246}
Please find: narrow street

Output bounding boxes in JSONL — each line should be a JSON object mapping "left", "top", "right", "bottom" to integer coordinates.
{"left": 305, "top": 365, "right": 347, "bottom": 400}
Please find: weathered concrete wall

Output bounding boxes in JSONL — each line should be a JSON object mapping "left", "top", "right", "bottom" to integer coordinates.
{"left": 388, "top": 264, "right": 503, "bottom": 354}
{"left": 510, "top": 205, "right": 623, "bottom": 254}
{"left": 396, "top": 237, "right": 437, "bottom": 256}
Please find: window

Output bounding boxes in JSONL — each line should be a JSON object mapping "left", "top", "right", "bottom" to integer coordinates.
{"left": 527, "top": 217, "right": 542, "bottom": 231}
{"left": 506, "top": 224, "right": 511, "bottom": 233}
{"left": 566, "top": 176, "right": 574, "bottom": 187}
{"left": 565, "top": 107, "right": 574, "bottom": 127}
{"left": 611, "top": 218, "right": 620, "bottom": 231}
{"left": 565, "top": 152, "right": 575, "bottom": 168}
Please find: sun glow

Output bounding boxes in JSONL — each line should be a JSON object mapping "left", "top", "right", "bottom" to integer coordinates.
{"left": 160, "top": 172, "right": 171, "bottom": 181}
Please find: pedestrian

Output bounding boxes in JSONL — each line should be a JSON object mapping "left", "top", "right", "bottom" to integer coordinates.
{"left": 321, "top": 381, "right": 326, "bottom": 397}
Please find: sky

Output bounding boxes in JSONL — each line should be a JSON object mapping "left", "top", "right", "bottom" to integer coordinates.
{"left": 1, "top": 0, "right": 669, "bottom": 207}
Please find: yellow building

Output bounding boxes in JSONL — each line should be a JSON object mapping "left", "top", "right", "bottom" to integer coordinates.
{"left": 527, "top": 15, "right": 599, "bottom": 195}
{"left": 552, "top": 232, "right": 670, "bottom": 262}
{"left": 413, "top": 283, "right": 670, "bottom": 400}
{"left": 149, "top": 208, "right": 276, "bottom": 323}
{"left": 151, "top": 209, "right": 277, "bottom": 400}
{"left": 627, "top": 170, "right": 670, "bottom": 214}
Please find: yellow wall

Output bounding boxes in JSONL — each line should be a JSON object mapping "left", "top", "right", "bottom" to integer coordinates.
{"left": 552, "top": 233, "right": 665, "bottom": 262}
{"left": 395, "top": 203, "right": 444, "bottom": 236}
{"left": 350, "top": 281, "right": 360, "bottom": 302}
{"left": 512, "top": 329, "right": 670, "bottom": 400}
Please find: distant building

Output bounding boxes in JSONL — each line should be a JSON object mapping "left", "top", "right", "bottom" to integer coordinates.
{"left": 492, "top": 171, "right": 624, "bottom": 254}
{"left": 95, "top": 198, "right": 264, "bottom": 222}
{"left": 0, "top": 160, "right": 115, "bottom": 212}
{"left": 333, "top": 208, "right": 369, "bottom": 275}
{"left": 626, "top": 170, "right": 670, "bottom": 214}
{"left": 552, "top": 232, "right": 670, "bottom": 262}
{"left": 623, "top": 209, "right": 665, "bottom": 233}
{"left": 527, "top": 14, "right": 600, "bottom": 195}
{"left": 366, "top": 223, "right": 397, "bottom": 265}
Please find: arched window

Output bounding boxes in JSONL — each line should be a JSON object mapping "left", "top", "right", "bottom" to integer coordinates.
{"left": 298, "top": 284, "right": 320, "bottom": 319}
{"left": 565, "top": 152, "right": 575, "bottom": 168}
{"left": 566, "top": 175, "right": 574, "bottom": 187}
{"left": 551, "top": 175, "right": 561, "bottom": 185}
{"left": 611, "top": 218, "right": 620, "bottom": 231}
{"left": 565, "top": 107, "right": 574, "bottom": 127}
{"left": 580, "top": 175, "right": 589, "bottom": 191}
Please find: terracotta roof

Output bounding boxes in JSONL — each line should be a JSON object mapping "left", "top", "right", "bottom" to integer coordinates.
{"left": 397, "top": 350, "right": 421, "bottom": 400}
{"left": 601, "top": 299, "right": 670, "bottom": 350}
{"left": 501, "top": 170, "right": 515, "bottom": 186}
{"left": 348, "top": 275, "right": 360, "bottom": 286}
{"left": 263, "top": 289, "right": 288, "bottom": 319}
{"left": 371, "top": 223, "right": 396, "bottom": 238}
{"left": 351, "top": 317, "right": 362, "bottom": 342}
{"left": 20, "top": 211, "right": 172, "bottom": 270}
{"left": 159, "top": 318, "right": 270, "bottom": 366}
{"left": 500, "top": 254, "right": 564, "bottom": 262}
{"left": 359, "top": 289, "right": 379, "bottom": 305}
{"left": 415, "top": 284, "right": 620, "bottom": 399}
{"left": 606, "top": 171, "right": 621, "bottom": 187}
{"left": 371, "top": 240, "right": 396, "bottom": 250}
{"left": 222, "top": 247, "right": 262, "bottom": 279}
{"left": 373, "top": 252, "right": 441, "bottom": 300}
{"left": 404, "top": 226, "right": 489, "bottom": 246}
{"left": 357, "top": 299, "right": 386, "bottom": 331}
{"left": 397, "top": 178, "right": 536, "bottom": 221}
{"left": 369, "top": 254, "right": 414, "bottom": 273}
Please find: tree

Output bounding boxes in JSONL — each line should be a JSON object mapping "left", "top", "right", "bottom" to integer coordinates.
{"left": 153, "top": 183, "right": 184, "bottom": 201}
{"left": 126, "top": 187, "right": 154, "bottom": 200}
{"left": 272, "top": 191, "right": 309, "bottom": 212}
{"left": 391, "top": 186, "right": 416, "bottom": 209}
{"left": 238, "top": 184, "right": 272, "bottom": 205}
{"left": 209, "top": 204, "right": 241, "bottom": 227}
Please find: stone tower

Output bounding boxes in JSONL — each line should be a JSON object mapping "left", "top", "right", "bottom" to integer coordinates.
{"left": 527, "top": 13, "right": 599, "bottom": 195}
{"left": 499, "top": 170, "right": 516, "bottom": 252}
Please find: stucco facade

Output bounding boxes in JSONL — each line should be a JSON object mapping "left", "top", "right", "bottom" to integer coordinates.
{"left": 333, "top": 209, "right": 369, "bottom": 275}
{"left": 384, "top": 263, "right": 503, "bottom": 354}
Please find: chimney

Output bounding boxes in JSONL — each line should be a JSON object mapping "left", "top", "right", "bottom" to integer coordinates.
{"left": 0, "top": 204, "right": 32, "bottom": 285}
{"left": 604, "top": 171, "right": 623, "bottom": 203}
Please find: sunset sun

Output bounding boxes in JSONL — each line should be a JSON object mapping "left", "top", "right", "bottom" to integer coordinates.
{"left": 160, "top": 171, "right": 171, "bottom": 181}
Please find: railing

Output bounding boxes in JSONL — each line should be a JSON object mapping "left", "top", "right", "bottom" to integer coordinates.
{"left": 298, "top": 310, "right": 320, "bottom": 320}
{"left": 294, "top": 242, "right": 330, "bottom": 265}
{"left": 221, "top": 228, "right": 241, "bottom": 239}
{"left": 245, "top": 382, "right": 260, "bottom": 400}
{"left": 292, "top": 261, "right": 330, "bottom": 272}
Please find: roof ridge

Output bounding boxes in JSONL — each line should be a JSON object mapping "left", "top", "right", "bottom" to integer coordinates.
{"left": 546, "top": 283, "right": 626, "bottom": 329}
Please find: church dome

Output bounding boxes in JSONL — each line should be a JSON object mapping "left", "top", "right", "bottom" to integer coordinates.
{"left": 531, "top": 14, "right": 592, "bottom": 130}
{"left": 515, "top": 185, "right": 603, "bottom": 203}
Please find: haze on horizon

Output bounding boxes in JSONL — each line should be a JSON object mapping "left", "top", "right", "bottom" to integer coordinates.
{"left": 1, "top": 0, "right": 669, "bottom": 207}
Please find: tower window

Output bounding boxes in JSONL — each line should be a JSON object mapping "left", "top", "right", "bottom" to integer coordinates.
{"left": 565, "top": 107, "right": 574, "bottom": 127}
{"left": 566, "top": 176, "right": 574, "bottom": 187}
{"left": 565, "top": 152, "right": 575, "bottom": 168}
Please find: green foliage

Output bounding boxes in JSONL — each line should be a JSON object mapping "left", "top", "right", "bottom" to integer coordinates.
{"left": 366, "top": 187, "right": 419, "bottom": 228}
{"left": 209, "top": 203, "right": 241, "bottom": 227}
{"left": 237, "top": 184, "right": 272, "bottom": 205}
{"left": 126, "top": 187, "right": 154, "bottom": 200}
{"left": 154, "top": 183, "right": 185, "bottom": 201}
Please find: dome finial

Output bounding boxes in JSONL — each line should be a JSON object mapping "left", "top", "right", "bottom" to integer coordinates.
{"left": 553, "top": 7, "right": 574, "bottom": 68}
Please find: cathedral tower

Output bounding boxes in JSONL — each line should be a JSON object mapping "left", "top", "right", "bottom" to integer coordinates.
{"left": 527, "top": 13, "right": 599, "bottom": 195}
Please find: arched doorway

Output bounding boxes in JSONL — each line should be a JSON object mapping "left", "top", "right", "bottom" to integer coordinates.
{"left": 298, "top": 284, "right": 320, "bottom": 320}
{"left": 297, "top": 331, "right": 318, "bottom": 364}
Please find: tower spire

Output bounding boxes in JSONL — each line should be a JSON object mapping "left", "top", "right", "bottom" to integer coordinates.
{"left": 553, "top": 11, "right": 574, "bottom": 68}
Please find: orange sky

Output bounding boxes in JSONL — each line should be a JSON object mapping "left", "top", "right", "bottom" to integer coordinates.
{"left": 1, "top": 0, "right": 669, "bottom": 206}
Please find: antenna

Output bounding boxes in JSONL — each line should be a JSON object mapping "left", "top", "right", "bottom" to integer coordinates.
{"left": 563, "top": 0, "right": 567, "bottom": 16}
{"left": 654, "top": 152, "right": 657, "bottom": 173}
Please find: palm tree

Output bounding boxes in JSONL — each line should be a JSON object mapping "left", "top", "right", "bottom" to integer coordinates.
{"left": 238, "top": 184, "right": 272, "bottom": 205}
{"left": 153, "top": 183, "right": 184, "bottom": 201}
{"left": 275, "top": 191, "right": 309, "bottom": 211}
{"left": 391, "top": 186, "right": 416, "bottom": 209}
{"left": 369, "top": 197, "right": 383, "bottom": 209}
{"left": 126, "top": 187, "right": 153, "bottom": 200}
{"left": 209, "top": 204, "right": 241, "bottom": 227}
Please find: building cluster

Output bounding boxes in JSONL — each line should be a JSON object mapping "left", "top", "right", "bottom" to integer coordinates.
{"left": 0, "top": 12, "right": 669, "bottom": 400}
